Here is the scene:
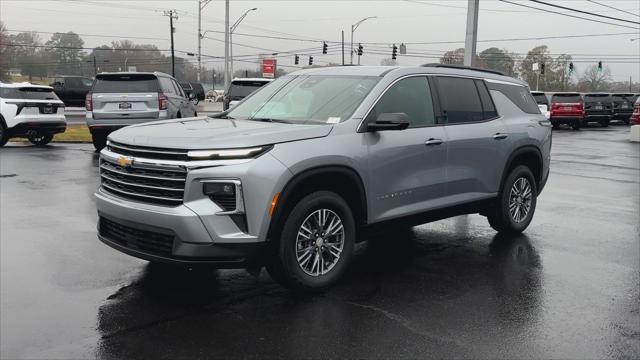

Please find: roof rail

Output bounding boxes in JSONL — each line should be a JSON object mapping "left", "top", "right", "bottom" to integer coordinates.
{"left": 421, "top": 63, "right": 505, "bottom": 76}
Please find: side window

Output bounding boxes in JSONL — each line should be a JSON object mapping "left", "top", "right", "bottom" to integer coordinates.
{"left": 487, "top": 82, "right": 540, "bottom": 114}
{"left": 172, "top": 79, "right": 185, "bottom": 98}
{"left": 159, "top": 77, "right": 175, "bottom": 95}
{"left": 368, "top": 76, "right": 435, "bottom": 128}
{"left": 66, "top": 78, "right": 81, "bottom": 88}
{"left": 436, "top": 77, "right": 483, "bottom": 124}
{"left": 475, "top": 80, "right": 498, "bottom": 119}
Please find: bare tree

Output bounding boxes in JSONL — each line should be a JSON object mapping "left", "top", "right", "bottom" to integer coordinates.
{"left": 439, "top": 48, "right": 465, "bottom": 65}
{"left": 578, "top": 65, "right": 612, "bottom": 92}
{"left": 0, "top": 21, "right": 11, "bottom": 81}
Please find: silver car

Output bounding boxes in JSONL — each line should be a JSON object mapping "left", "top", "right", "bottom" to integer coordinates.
{"left": 95, "top": 65, "right": 552, "bottom": 291}
{"left": 86, "top": 72, "right": 197, "bottom": 150}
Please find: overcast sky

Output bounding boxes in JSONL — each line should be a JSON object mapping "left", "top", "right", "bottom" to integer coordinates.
{"left": 1, "top": 0, "right": 639, "bottom": 82}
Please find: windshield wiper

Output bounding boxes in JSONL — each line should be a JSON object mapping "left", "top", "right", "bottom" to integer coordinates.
{"left": 250, "top": 118, "right": 292, "bottom": 124}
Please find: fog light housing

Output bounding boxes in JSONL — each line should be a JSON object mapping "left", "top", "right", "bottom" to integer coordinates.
{"left": 202, "top": 180, "right": 244, "bottom": 214}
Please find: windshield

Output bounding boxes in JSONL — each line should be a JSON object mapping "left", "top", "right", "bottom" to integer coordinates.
{"left": 584, "top": 94, "right": 612, "bottom": 102}
{"left": 228, "top": 81, "right": 269, "bottom": 97}
{"left": 93, "top": 74, "right": 159, "bottom": 93}
{"left": 0, "top": 87, "right": 60, "bottom": 100}
{"left": 227, "top": 75, "right": 380, "bottom": 124}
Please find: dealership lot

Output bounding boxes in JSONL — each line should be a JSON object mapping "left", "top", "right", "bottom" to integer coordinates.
{"left": 0, "top": 125, "right": 638, "bottom": 359}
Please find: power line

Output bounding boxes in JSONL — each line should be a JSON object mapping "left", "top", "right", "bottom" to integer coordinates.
{"left": 498, "top": 0, "right": 640, "bottom": 30}
{"left": 586, "top": 0, "right": 640, "bottom": 18}
{"left": 6, "top": 29, "right": 167, "bottom": 42}
{"left": 528, "top": 0, "right": 640, "bottom": 25}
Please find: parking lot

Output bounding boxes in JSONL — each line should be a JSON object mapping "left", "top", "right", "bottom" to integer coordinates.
{"left": 0, "top": 124, "right": 638, "bottom": 359}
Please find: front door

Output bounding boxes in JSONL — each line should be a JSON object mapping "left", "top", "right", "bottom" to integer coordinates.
{"left": 365, "top": 76, "right": 448, "bottom": 223}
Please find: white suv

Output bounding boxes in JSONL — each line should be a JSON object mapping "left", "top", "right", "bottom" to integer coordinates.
{"left": 0, "top": 82, "right": 66, "bottom": 147}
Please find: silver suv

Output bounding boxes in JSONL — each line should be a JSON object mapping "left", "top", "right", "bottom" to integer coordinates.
{"left": 95, "top": 65, "right": 552, "bottom": 291}
{"left": 86, "top": 72, "right": 197, "bottom": 151}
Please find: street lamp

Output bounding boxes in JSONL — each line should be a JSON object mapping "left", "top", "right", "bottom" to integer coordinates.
{"left": 350, "top": 16, "right": 376, "bottom": 65}
{"left": 230, "top": 7, "right": 257, "bottom": 79}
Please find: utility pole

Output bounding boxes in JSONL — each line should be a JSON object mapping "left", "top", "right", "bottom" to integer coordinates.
{"left": 224, "top": 0, "right": 230, "bottom": 91}
{"left": 463, "top": 0, "right": 479, "bottom": 67}
{"left": 350, "top": 17, "right": 376, "bottom": 65}
{"left": 163, "top": 10, "right": 178, "bottom": 77}
{"left": 631, "top": 76, "right": 633, "bottom": 92}
{"left": 230, "top": 8, "right": 258, "bottom": 82}
{"left": 342, "top": 31, "right": 345, "bottom": 66}
{"left": 197, "top": 0, "right": 212, "bottom": 83}
{"left": 93, "top": 56, "right": 97, "bottom": 76}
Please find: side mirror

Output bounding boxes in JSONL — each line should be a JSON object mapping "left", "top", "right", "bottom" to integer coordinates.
{"left": 367, "top": 112, "right": 410, "bottom": 131}
{"left": 188, "top": 92, "right": 196, "bottom": 100}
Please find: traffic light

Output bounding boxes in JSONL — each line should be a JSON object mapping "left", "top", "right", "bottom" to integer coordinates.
{"left": 294, "top": 55, "right": 299, "bottom": 65}
{"left": 569, "top": 62, "right": 574, "bottom": 73}
{"left": 309, "top": 56, "right": 313, "bottom": 66}
{"left": 357, "top": 43, "right": 363, "bottom": 56}
{"left": 322, "top": 42, "right": 328, "bottom": 55}
{"left": 598, "top": 61, "right": 603, "bottom": 71}
{"left": 392, "top": 44, "right": 398, "bottom": 60}
{"left": 540, "top": 63, "right": 545, "bottom": 75}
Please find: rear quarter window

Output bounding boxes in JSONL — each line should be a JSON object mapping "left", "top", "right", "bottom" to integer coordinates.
{"left": 487, "top": 82, "right": 539, "bottom": 114}
{"left": 93, "top": 74, "right": 159, "bottom": 93}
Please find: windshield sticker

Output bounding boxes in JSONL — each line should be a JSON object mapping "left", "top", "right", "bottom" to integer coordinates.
{"left": 327, "top": 117, "right": 341, "bottom": 124}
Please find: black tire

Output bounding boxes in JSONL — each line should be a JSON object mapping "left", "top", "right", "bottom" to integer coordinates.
{"left": 28, "top": 134, "right": 53, "bottom": 146}
{"left": 551, "top": 123, "right": 559, "bottom": 130}
{"left": 600, "top": 119, "right": 609, "bottom": 127}
{"left": 92, "top": 132, "right": 107, "bottom": 151}
{"left": 487, "top": 165, "right": 538, "bottom": 234}
{"left": 0, "top": 122, "right": 7, "bottom": 147}
{"left": 571, "top": 120, "right": 581, "bottom": 130}
{"left": 194, "top": 112, "right": 198, "bottom": 117}
{"left": 265, "top": 191, "right": 355, "bottom": 292}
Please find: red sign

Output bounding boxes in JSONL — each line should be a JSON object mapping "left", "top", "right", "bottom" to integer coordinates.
{"left": 262, "top": 58, "right": 277, "bottom": 78}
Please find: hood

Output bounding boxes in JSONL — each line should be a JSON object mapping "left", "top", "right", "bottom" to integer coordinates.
{"left": 108, "top": 116, "right": 333, "bottom": 149}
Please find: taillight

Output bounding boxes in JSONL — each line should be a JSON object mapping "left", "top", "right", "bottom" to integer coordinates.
{"left": 85, "top": 92, "right": 92, "bottom": 111}
{"left": 158, "top": 93, "right": 168, "bottom": 110}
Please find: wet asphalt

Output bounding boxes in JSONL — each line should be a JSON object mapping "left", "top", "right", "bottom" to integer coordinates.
{"left": 1, "top": 124, "right": 638, "bottom": 359}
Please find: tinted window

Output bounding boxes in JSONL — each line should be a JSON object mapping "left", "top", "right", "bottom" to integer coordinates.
{"left": 158, "top": 77, "right": 176, "bottom": 95}
{"left": 93, "top": 74, "right": 159, "bottom": 93}
{"left": 228, "top": 81, "right": 270, "bottom": 97}
{"left": 531, "top": 93, "right": 549, "bottom": 105}
{"left": 65, "top": 77, "right": 83, "bottom": 88}
{"left": 612, "top": 94, "right": 634, "bottom": 103}
{"left": 436, "top": 76, "right": 483, "bottom": 124}
{"left": 551, "top": 93, "right": 582, "bottom": 103}
{"left": 80, "top": 78, "right": 93, "bottom": 87}
{"left": 475, "top": 80, "right": 498, "bottom": 119}
{"left": 487, "top": 82, "right": 539, "bottom": 114}
{"left": 368, "top": 76, "right": 435, "bottom": 128}
{"left": 584, "top": 94, "right": 612, "bottom": 103}
{"left": 0, "top": 87, "right": 60, "bottom": 100}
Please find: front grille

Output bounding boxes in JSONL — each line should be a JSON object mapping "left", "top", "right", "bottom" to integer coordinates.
{"left": 99, "top": 217, "right": 174, "bottom": 256}
{"left": 107, "top": 141, "right": 189, "bottom": 161}
{"left": 100, "top": 147, "right": 187, "bottom": 206}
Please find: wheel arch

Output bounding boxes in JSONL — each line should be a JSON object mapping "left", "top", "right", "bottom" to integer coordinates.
{"left": 266, "top": 165, "right": 368, "bottom": 243}
{"left": 500, "top": 145, "right": 544, "bottom": 191}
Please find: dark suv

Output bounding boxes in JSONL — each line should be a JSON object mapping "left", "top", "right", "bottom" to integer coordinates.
{"left": 50, "top": 75, "right": 93, "bottom": 106}
{"left": 583, "top": 93, "right": 613, "bottom": 127}
{"left": 612, "top": 93, "right": 638, "bottom": 124}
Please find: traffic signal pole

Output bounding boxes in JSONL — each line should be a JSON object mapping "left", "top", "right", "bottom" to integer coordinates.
{"left": 464, "top": 0, "right": 479, "bottom": 67}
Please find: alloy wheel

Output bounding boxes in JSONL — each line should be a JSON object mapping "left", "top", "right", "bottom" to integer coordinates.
{"left": 295, "top": 209, "right": 345, "bottom": 277}
{"left": 508, "top": 177, "right": 533, "bottom": 223}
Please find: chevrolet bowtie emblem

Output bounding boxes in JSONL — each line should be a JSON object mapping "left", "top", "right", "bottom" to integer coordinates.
{"left": 117, "top": 156, "right": 134, "bottom": 168}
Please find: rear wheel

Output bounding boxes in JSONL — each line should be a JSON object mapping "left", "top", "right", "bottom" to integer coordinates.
{"left": 0, "top": 123, "right": 8, "bottom": 147}
{"left": 600, "top": 119, "right": 610, "bottom": 127}
{"left": 92, "top": 132, "right": 107, "bottom": 151}
{"left": 487, "top": 165, "right": 537, "bottom": 234}
{"left": 28, "top": 134, "right": 53, "bottom": 146}
{"left": 571, "top": 120, "right": 581, "bottom": 130}
{"left": 266, "top": 191, "right": 355, "bottom": 292}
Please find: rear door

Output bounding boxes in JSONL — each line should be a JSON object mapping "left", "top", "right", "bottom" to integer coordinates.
{"left": 91, "top": 74, "right": 160, "bottom": 120}
{"left": 158, "top": 76, "right": 183, "bottom": 118}
{"left": 171, "top": 78, "right": 195, "bottom": 117}
{"left": 365, "top": 75, "right": 448, "bottom": 222}
{"left": 435, "top": 76, "right": 508, "bottom": 201}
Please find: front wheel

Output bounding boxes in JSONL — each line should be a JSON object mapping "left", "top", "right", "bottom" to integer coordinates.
{"left": 92, "top": 132, "right": 107, "bottom": 151}
{"left": 266, "top": 191, "right": 355, "bottom": 292}
{"left": 572, "top": 120, "right": 581, "bottom": 130}
{"left": 487, "top": 165, "right": 538, "bottom": 234}
{"left": 28, "top": 134, "right": 53, "bottom": 146}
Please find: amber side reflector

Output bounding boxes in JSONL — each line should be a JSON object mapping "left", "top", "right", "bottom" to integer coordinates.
{"left": 269, "top": 193, "right": 280, "bottom": 217}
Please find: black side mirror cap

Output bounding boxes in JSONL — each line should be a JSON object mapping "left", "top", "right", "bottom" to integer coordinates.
{"left": 368, "top": 112, "right": 410, "bottom": 131}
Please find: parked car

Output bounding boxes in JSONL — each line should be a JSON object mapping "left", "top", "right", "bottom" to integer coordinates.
{"left": 50, "top": 75, "right": 93, "bottom": 107}
{"left": 631, "top": 96, "right": 640, "bottom": 125}
{"left": 94, "top": 65, "right": 551, "bottom": 291}
{"left": 531, "top": 91, "right": 550, "bottom": 120}
{"left": 583, "top": 93, "right": 613, "bottom": 127}
{"left": 550, "top": 92, "right": 584, "bottom": 130}
{"left": 0, "top": 82, "right": 66, "bottom": 147}
{"left": 223, "top": 78, "right": 273, "bottom": 110}
{"left": 86, "top": 72, "right": 198, "bottom": 151}
{"left": 180, "top": 82, "right": 206, "bottom": 103}
{"left": 612, "top": 93, "right": 638, "bottom": 124}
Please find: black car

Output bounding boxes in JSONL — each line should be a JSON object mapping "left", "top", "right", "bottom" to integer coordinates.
{"left": 583, "top": 93, "right": 613, "bottom": 127}
{"left": 180, "top": 82, "right": 205, "bottom": 103}
{"left": 611, "top": 93, "right": 638, "bottom": 124}
{"left": 223, "top": 78, "right": 272, "bottom": 111}
{"left": 50, "top": 76, "right": 93, "bottom": 106}
{"left": 530, "top": 91, "right": 549, "bottom": 107}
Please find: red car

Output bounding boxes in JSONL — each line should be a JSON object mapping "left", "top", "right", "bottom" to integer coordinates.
{"left": 631, "top": 97, "right": 640, "bottom": 125}
{"left": 550, "top": 93, "right": 584, "bottom": 130}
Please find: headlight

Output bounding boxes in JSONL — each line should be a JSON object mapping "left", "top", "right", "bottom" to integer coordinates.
{"left": 187, "top": 145, "right": 271, "bottom": 160}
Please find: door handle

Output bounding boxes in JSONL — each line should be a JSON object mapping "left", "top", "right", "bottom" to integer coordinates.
{"left": 493, "top": 133, "right": 508, "bottom": 140}
{"left": 425, "top": 138, "right": 444, "bottom": 146}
